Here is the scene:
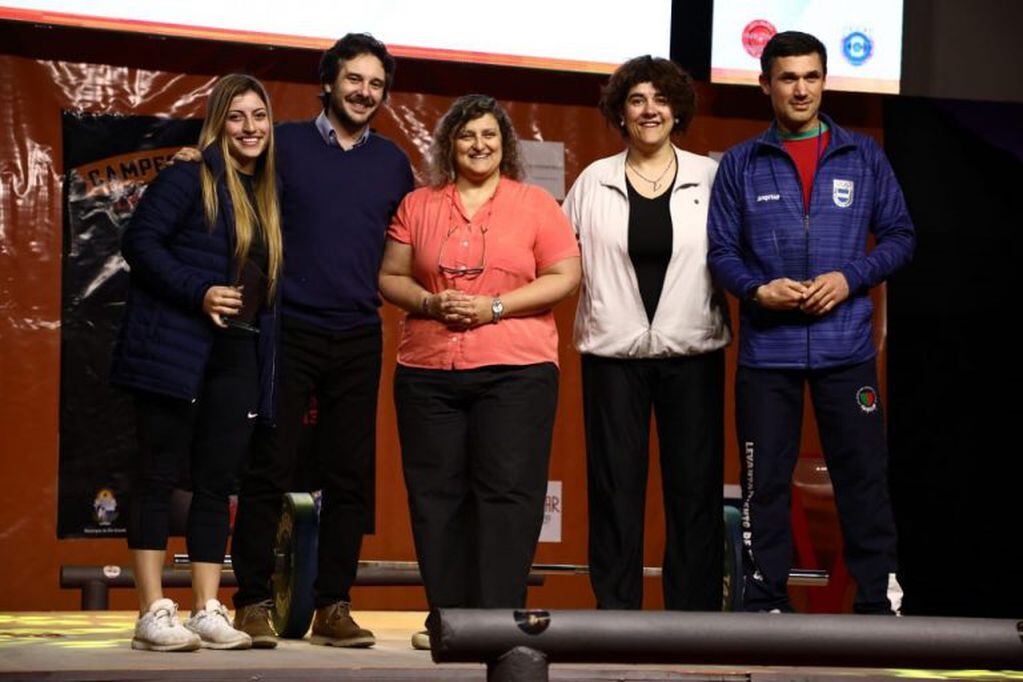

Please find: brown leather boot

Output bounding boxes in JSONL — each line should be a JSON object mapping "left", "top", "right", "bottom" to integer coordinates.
{"left": 309, "top": 601, "right": 375, "bottom": 647}
{"left": 232, "top": 601, "right": 278, "bottom": 649}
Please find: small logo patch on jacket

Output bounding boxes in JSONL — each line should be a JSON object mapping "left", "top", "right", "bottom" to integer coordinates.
{"left": 756, "top": 193, "right": 780, "bottom": 202}
{"left": 833, "top": 179, "right": 854, "bottom": 207}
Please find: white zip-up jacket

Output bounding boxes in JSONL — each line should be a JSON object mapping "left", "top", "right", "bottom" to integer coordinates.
{"left": 564, "top": 147, "right": 731, "bottom": 358}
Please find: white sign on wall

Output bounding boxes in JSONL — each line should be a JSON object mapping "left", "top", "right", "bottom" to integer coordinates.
{"left": 539, "top": 480, "right": 562, "bottom": 543}
{"left": 520, "top": 140, "right": 566, "bottom": 201}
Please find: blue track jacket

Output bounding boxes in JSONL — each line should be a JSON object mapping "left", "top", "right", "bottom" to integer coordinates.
{"left": 707, "top": 114, "right": 915, "bottom": 369}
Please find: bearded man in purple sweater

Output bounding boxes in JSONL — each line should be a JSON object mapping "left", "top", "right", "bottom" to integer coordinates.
{"left": 230, "top": 33, "right": 414, "bottom": 648}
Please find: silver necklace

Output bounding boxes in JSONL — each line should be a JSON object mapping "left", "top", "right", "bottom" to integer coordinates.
{"left": 626, "top": 153, "right": 676, "bottom": 191}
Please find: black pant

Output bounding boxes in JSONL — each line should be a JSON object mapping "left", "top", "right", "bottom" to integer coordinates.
{"left": 128, "top": 328, "right": 259, "bottom": 563}
{"left": 582, "top": 351, "right": 724, "bottom": 610}
{"left": 232, "top": 318, "right": 381, "bottom": 608}
{"left": 394, "top": 363, "right": 558, "bottom": 609}
{"left": 736, "top": 360, "right": 897, "bottom": 613}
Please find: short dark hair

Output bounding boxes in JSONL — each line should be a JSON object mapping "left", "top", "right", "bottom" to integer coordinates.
{"left": 319, "top": 33, "right": 396, "bottom": 106}
{"left": 425, "top": 94, "right": 523, "bottom": 187}
{"left": 599, "top": 56, "right": 697, "bottom": 137}
{"left": 760, "top": 31, "right": 827, "bottom": 78}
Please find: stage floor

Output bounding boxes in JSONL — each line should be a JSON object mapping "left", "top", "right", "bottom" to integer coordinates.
{"left": 1, "top": 611, "right": 1019, "bottom": 681}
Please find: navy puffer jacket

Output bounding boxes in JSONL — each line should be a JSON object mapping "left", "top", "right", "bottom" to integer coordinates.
{"left": 110, "top": 146, "right": 278, "bottom": 420}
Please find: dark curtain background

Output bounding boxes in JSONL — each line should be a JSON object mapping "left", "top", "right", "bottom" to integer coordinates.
{"left": 885, "top": 96, "right": 1023, "bottom": 617}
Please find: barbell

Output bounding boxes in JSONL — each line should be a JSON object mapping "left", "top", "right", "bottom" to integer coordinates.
{"left": 263, "top": 496, "right": 811, "bottom": 638}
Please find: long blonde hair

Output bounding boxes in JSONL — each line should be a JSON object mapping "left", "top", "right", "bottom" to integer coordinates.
{"left": 198, "top": 74, "right": 283, "bottom": 300}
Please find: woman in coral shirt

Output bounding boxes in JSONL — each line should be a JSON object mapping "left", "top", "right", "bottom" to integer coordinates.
{"left": 379, "top": 95, "right": 580, "bottom": 635}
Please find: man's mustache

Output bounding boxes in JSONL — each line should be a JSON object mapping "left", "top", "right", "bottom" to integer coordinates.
{"left": 345, "top": 94, "right": 375, "bottom": 107}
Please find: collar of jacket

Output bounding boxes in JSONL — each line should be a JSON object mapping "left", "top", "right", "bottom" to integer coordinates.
{"left": 597, "top": 145, "right": 704, "bottom": 196}
{"left": 753, "top": 112, "right": 857, "bottom": 156}
{"left": 201, "top": 143, "right": 230, "bottom": 178}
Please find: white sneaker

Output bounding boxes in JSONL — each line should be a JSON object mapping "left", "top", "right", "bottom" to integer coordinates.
{"left": 888, "top": 572, "right": 904, "bottom": 616}
{"left": 185, "top": 599, "right": 252, "bottom": 650}
{"left": 132, "top": 598, "right": 201, "bottom": 652}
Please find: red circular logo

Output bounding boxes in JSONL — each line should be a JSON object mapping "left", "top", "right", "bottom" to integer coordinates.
{"left": 742, "top": 19, "right": 777, "bottom": 58}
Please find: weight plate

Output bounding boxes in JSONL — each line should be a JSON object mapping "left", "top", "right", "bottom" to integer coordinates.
{"left": 270, "top": 492, "right": 319, "bottom": 638}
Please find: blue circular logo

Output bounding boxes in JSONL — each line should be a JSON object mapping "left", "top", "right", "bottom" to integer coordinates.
{"left": 843, "top": 31, "right": 873, "bottom": 66}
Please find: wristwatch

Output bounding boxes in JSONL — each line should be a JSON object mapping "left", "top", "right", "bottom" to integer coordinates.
{"left": 491, "top": 296, "right": 504, "bottom": 323}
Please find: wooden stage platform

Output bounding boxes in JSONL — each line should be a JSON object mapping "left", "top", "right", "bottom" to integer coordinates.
{"left": 1, "top": 611, "right": 1019, "bottom": 681}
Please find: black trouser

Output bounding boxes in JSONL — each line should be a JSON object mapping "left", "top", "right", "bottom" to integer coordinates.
{"left": 394, "top": 362, "right": 558, "bottom": 609}
{"left": 128, "top": 328, "right": 259, "bottom": 563}
{"left": 232, "top": 317, "right": 381, "bottom": 608}
{"left": 736, "top": 360, "right": 897, "bottom": 613}
{"left": 582, "top": 351, "right": 725, "bottom": 611}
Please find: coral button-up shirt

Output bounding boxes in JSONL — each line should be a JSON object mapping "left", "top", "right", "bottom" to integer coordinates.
{"left": 387, "top": 177, "right": 579, "bottom": 370}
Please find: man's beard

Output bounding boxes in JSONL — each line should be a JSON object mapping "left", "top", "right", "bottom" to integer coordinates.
{"left": 329, "top": 92, "right": 378, "bottom": 132}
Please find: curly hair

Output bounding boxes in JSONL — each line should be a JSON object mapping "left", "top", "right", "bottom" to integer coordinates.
{"left": 599, "top": 56, "right": 697, "bottom": 137}
{"left": 425, "top": 94, "right": 523, "bottom": 188}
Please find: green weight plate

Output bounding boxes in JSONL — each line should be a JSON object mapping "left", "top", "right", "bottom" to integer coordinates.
{"left": 270, "top": 492, "right": 318, "bottom": 639}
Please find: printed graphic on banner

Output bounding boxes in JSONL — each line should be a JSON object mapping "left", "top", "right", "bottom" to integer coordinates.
{"left": 58, "top": 112, "right": 202, "bottom": 538}
{"left": 710, "top": 0, "right": 903, "bottom": 94}
{"left": 92, "top": 488, "right": 119, "bottom": 527}
{"left": 842, "top": 30, "right": 874, "bottom": 67}
{"left": 539, "top": 480, "right": 562, "bottom": 543}
{"left": 741, "top": 19, "right": 776, "bottom": 58}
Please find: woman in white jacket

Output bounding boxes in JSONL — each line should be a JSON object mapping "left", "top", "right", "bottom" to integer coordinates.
{"left": 563, "top": 56, "right": 731, "bottom": 611}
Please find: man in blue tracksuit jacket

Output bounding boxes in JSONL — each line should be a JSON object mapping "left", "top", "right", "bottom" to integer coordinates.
{"left": 708, "top": 31, "right": 915, "bottom": 613}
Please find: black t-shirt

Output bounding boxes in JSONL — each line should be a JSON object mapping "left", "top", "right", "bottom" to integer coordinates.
{"left": 626, "top": 169, "right": 676, "bottom": 324}
{"left": 233, "top": 173, "right": 268, "bottom": 326}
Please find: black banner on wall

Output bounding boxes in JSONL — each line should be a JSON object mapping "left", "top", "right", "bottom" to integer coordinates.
{"left": 58, "top": 112, "right": 202, "bottom": 538}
